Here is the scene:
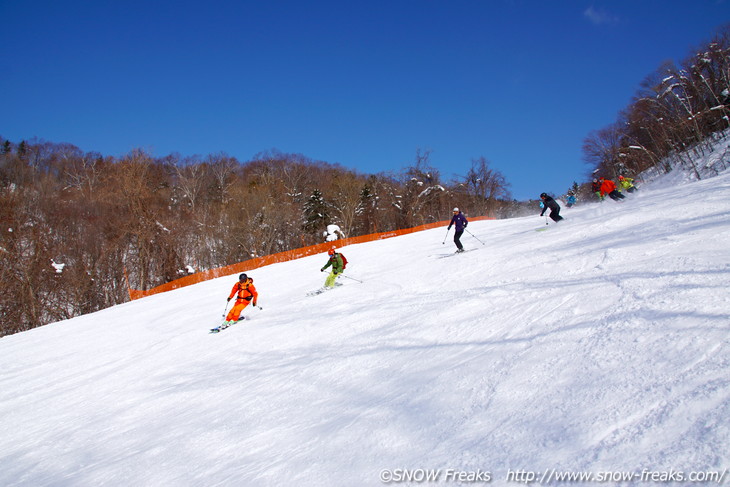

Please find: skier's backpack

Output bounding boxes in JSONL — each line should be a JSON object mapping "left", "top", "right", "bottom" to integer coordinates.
{"left": 340, "top": 253, "right": 348, "bottom": 270}
{"left": 238, "top": 278, "right": 254, "bottom": 301}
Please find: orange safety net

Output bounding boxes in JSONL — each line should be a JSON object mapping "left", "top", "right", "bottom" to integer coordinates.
{"left": 128, "top": 215, "right": 493, "bottom": 300}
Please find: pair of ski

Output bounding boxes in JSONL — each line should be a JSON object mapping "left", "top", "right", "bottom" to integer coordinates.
{"left": 210, "top": 317, "right": 245, "bottom": 334}
{"left": 438, "top": 248, "right": 474, "bottom": 258}
{"left": 211, "top": 304, "right": 263, "bottom": 333}
{"left": 306, "top": 282, "right": 344, "bottom": 297}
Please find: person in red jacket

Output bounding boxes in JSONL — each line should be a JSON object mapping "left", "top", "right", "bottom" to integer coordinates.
{"left": 224, "top": 273, "right": 258, "bottom": 324}
{"left": 599, "top": 177, "right": 626, "bottom": 201}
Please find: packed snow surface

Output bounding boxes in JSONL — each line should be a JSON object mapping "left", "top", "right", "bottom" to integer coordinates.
{"left": 1, "top": 170, "right": 729, "bottom": 486}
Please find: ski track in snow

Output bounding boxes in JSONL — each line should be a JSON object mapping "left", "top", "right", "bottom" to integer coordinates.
{"left": 1, "top": 169, "right": 729, "bottom": 486}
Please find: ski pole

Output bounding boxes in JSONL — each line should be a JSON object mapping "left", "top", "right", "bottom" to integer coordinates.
{"left": 465, "top": 228, "right": 485, "bottom": 245}
{"left": 342, "top": 274, "right": 363, "bottom": 283}
{"left": 222, "top": 300, "right": 231, "bottom": 318}
{"left": 442, "top": 227, "right": 450, "bottom": 244}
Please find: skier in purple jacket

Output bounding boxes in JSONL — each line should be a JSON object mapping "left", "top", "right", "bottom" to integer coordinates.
{"left": 447, "top": 207, "right": 468, "bottom": 253}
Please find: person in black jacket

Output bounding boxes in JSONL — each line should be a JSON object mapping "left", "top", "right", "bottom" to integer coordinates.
{"left": 591, "top": 178, "right": 603, "bottom": 200}
{"left": 539, "top": 193, "right": 564, "bottom": 222}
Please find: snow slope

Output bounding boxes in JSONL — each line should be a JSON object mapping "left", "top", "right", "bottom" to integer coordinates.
{"left": 1, "top": 170, "right": 729, "bottom": 486}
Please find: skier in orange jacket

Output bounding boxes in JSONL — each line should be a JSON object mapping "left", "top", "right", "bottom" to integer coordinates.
{"left": 224, "top": 273, "right": 258, "bottom": 324}
{"left": 599, "top": 177, "right": 626, "bottom": 201}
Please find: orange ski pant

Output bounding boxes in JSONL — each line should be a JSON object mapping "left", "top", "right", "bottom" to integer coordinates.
{"left": 226, "top": 299, "right": 251, "bottom": 321}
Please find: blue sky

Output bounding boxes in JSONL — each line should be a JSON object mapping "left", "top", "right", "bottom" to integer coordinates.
{"left": 1, "top": 1, "right": 727, "bottom": 200}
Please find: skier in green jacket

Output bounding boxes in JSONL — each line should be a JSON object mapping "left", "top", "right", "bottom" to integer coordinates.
{"left": 618, "top": 175, "right": 638, "bottom": 193}
{"left": 320, "top": 246, "right": 345, "bottom": 288}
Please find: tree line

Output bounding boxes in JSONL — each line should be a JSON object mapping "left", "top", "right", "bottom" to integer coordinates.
{"left": 580, "top": 25, "right": 730, "bottom": 198}
{"left": 0, "top": 142, "right": 514, "bottom": 336}
{"left": 5, "top": 25, "right": 727, "bottom": 337}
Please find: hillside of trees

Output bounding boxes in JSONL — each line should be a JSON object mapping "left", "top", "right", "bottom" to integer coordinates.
{"left": 2, "top": 26, "right": 728, "bottom": 337}
{"left": 578, "top": 26, "right": 730, "bottom": 199}
{"left": 0, "top": 142, "right": 517, "bottom": 336}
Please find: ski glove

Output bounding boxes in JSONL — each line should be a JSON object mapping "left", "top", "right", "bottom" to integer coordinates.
{"left": 227, "top": 297, "right": 231, "bottom": 302}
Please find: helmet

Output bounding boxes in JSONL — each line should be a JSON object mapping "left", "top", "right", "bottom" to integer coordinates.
{"left": 239, "top": 273, "right": 247, "bottom": 281}
{"left": 453, "top": 207, "right": 459, "bottom": 212}
{"left": 540, "top": 192, "right": 547, "bottom": 198}
{"left": 328, "top": 247, "right": 336, "bottom": 256}
{"left": 618, "top": 175, "right": 624, "bottom": 180}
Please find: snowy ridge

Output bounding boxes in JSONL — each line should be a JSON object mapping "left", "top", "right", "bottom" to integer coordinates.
{"left": 1, "top": 170, "right": 729, "bottom": 486}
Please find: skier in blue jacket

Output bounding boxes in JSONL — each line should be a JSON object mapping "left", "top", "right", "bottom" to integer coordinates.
{"left": 447, "top": 207, "right": 468, "bottom": 253}
{"left": 566, "top": 192, "right": 577, "bottom": 207}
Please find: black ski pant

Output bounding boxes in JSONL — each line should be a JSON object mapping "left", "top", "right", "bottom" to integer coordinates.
{"left": 454, "top": 230, "right": 464, "bottom": 250}
{"left": 608, "top": 190, "right": 625, "bottom": 201}
{"left": 548, "top": 209, "right": 563, "bottom": 222}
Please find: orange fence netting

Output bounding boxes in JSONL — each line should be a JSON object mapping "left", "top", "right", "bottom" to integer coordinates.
{"left": 128, "top": 216, "right": 493, "bottom": 300}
